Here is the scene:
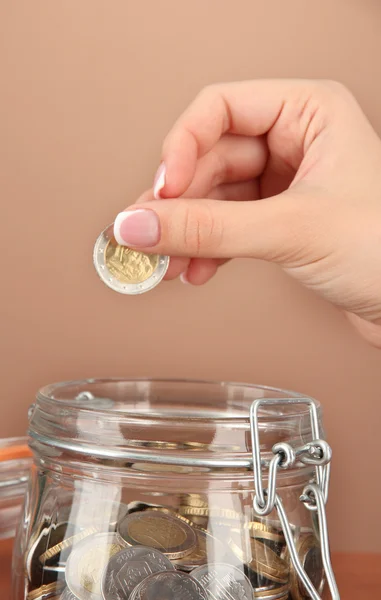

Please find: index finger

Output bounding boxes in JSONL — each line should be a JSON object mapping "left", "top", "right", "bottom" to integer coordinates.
{"left": 159, "top": 78, "right": 312, "bottom": 198}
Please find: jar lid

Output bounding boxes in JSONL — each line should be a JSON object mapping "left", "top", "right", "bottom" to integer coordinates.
{"left": 28, "top": 379, "right": 323, "bottom": 472}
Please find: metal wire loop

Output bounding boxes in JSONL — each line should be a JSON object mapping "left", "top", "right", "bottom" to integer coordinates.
{"left": 250, "top": 397, "right": 340, "bottom": 600}
{"left": 272, "top": 442, "right": 296, "bottom": 469}
{"left": 253, "top": 452, "right": 282, "bottom": 515}
{"left": 299, "top": 440, "right": 332, "bottom": 466}
{"left": 301, "top": 484, "right": 340, "bottom": 599}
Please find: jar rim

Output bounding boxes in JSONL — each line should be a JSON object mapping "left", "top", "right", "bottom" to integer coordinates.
{"left": 29, "top": 378, "right": 322, "bottom": 470}
{"left": 36, "top": 377, "right": 316, "bottom": 420}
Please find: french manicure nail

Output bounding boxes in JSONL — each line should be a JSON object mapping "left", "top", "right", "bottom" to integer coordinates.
{"left": 180, "top": 272, "right": 189, "bottom": 284}
{"left": 153, "top": 162, "right": 166, "bottom": 199}
{"left": 114, "top": 209, "right": 160, "bottom": 247}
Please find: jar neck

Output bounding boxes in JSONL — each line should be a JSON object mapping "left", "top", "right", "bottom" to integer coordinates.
{"left": 29, "top": 379, "right": 323, "bottom": 474}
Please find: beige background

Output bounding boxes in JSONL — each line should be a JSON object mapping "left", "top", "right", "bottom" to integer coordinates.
{"left": 1, "top": 1, "right": 380, "bottom": 552}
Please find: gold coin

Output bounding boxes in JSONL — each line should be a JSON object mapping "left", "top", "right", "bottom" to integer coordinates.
{"left": 118, "top": 510, "right": 197, "bottom": 559}
{"left": 26, "top": 581, "right": 65, "bottom": 600}
{"left": 179, "top": 506, "right": 242, "bottom": 520}
{"left": 180, "top": 494, "right": 209, "bottom": 509}
{"left": 244, "top": 519, "right": 286, "bottom": 544}
{"left": 105, "top": 239, "right": 159, "bottom": 284}
{"left": 65, "top": 533, "right": 124, "bottom": 600}
{"left": 229, "top": 530, "right": 289, "bottom": 584}
{"left": 149, "top": 506, "right": 195, "bottom": 526}
{"left": 184, "top": 514, "right": 210, "bottom": 529}
{"left": 39, "top": 526, "right": 99, "bottom": 563}
{"left": 254, "top": 583, "right": 290, "bottom": 599}
{"left": 26, "top": 522, "right": 69, "bottom": 586}
{"left": 285, "top": 533, "right": 324, "bottom": 599}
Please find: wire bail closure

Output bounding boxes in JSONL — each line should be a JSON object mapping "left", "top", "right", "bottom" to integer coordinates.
{"left": 250, "top": 398, "right": 340, "bottom": 600}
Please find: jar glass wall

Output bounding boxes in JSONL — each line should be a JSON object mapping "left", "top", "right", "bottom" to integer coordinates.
{"left": 12, "top": 379, "right": 327, "bottom": 600}
{"left": 0, "top": 437, "right": 32, "bottom": 598}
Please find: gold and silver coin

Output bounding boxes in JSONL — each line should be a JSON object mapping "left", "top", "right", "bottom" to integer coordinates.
{"left": 65, "top": 532, "right": 125, "bottom": 599}
{"left": 93, "top": 224, "right": 169, "bottom": 295}
{"left": 24, "top": 498, "right": 325, "bottom": 600}
{"left": 129, "top": 571, "right": 208, "bottom": 600}
{"left": 117, "top": 510, "right": 197, "bottom": 559}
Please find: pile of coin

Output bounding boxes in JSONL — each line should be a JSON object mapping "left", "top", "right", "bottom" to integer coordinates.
{"left": 24, "top": 495, "right": 324, "bottom": 600}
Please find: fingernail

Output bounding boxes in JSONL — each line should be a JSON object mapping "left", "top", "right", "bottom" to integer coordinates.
{"left": 114, "top": 209, "right": 160, "bottom": 247}
{"left": 153, "top": 162, "right": 166, "bottom": 199}
{"left": 180, "top": 272, "right": 189, "bottom": 284}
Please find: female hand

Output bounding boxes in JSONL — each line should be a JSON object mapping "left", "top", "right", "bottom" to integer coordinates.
{"left": 113, "top": 79, "right": 381, "bottom": 348}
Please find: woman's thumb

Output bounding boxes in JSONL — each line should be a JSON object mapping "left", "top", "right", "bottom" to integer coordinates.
{"left": 113, "top": 193, "right": 308, "bottom": 262}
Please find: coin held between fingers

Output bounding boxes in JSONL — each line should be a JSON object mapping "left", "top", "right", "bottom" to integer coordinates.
{"left": 93, "top": 224, "right": 169, "bottom": 295}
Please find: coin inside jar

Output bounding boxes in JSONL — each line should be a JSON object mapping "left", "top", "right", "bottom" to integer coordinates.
{"left": 129, "top": 571, "right": 208, "bottom": 600}
{"left": 26, "top": 522, "right": 69, "bottom": 586}
{"left": 229, "top": 530, "right": 289, "bottom": 584}
{"left": 172, "top": 528, "right": 226, "bottom": 572}
{"left": 192, "top": 563, "right": 254, "bottom": 600}
{"left": 26, "top": 581, "right": 65, "bottom": 600}
{"left": 65, "top": 533, "right": 125, "bottom": 600}
{"left": 93, "top": 224, "right": 169, "bottom": 295}
{"left": 285, "top": 533, "right": 324, "bottom": 599}
{"left": 101, "top": 546, "right": 175, "bottom": 600}
{"left": 253, "top": 583, "right": 290, "bottom": 599}
{"left": 60, "top": 590, "right": 80, "bottom": 600}
{"left": 117, "top": 510, "right": 197, "bottom": 559}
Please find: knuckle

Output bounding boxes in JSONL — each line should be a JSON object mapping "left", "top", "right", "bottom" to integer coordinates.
{"left": 197, "top": 84, "right": 217, "bottom": 103}
{"left": 318, "top": 79, "right": 354, "bottom": 101}
{"left": 177, "top": 202, "right": 222, "bottom": 256}
{"left": 210, "top": 149, "right": 228, "bottom": 188}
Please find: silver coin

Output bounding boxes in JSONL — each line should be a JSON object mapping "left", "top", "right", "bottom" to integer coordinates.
{"left": 93, "top": 224, "right": 169, "bottom": 295}
{"left": 101, "top": 545, "right": 175, "bottom": 600}
{"left": 192, "top": 563, "right": 254, "bottom": 600}
{"left": 129, "top": 571, "right": 208, "bottom": 600}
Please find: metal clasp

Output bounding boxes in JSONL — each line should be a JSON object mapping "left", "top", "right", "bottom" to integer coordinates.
{"left": 250, "top": 397, "right": 340, "bottom": 600}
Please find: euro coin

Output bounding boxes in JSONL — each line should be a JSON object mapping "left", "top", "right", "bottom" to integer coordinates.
{"left": 93, "top": 224, "right": 169, "bottom": 295}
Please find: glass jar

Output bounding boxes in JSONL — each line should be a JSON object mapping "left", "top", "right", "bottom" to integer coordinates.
{"left": 0, "top": 437, "right": 32, "bottom": 597}
{"left": 12, "top": 379, "right": 336, "bottom": 600}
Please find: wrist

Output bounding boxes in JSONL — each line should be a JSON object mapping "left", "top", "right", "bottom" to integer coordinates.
{"left": 345, "top": 312, "right": 381, "bottom": 349}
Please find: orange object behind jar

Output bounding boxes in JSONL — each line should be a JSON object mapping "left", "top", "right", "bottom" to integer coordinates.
{"left": 0, "top": 438, "right": 32, "bottom": 598}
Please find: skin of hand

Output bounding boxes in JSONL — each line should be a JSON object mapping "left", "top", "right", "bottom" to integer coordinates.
{"left": 113, "top": 79, "right": 381, "bottom": 348}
